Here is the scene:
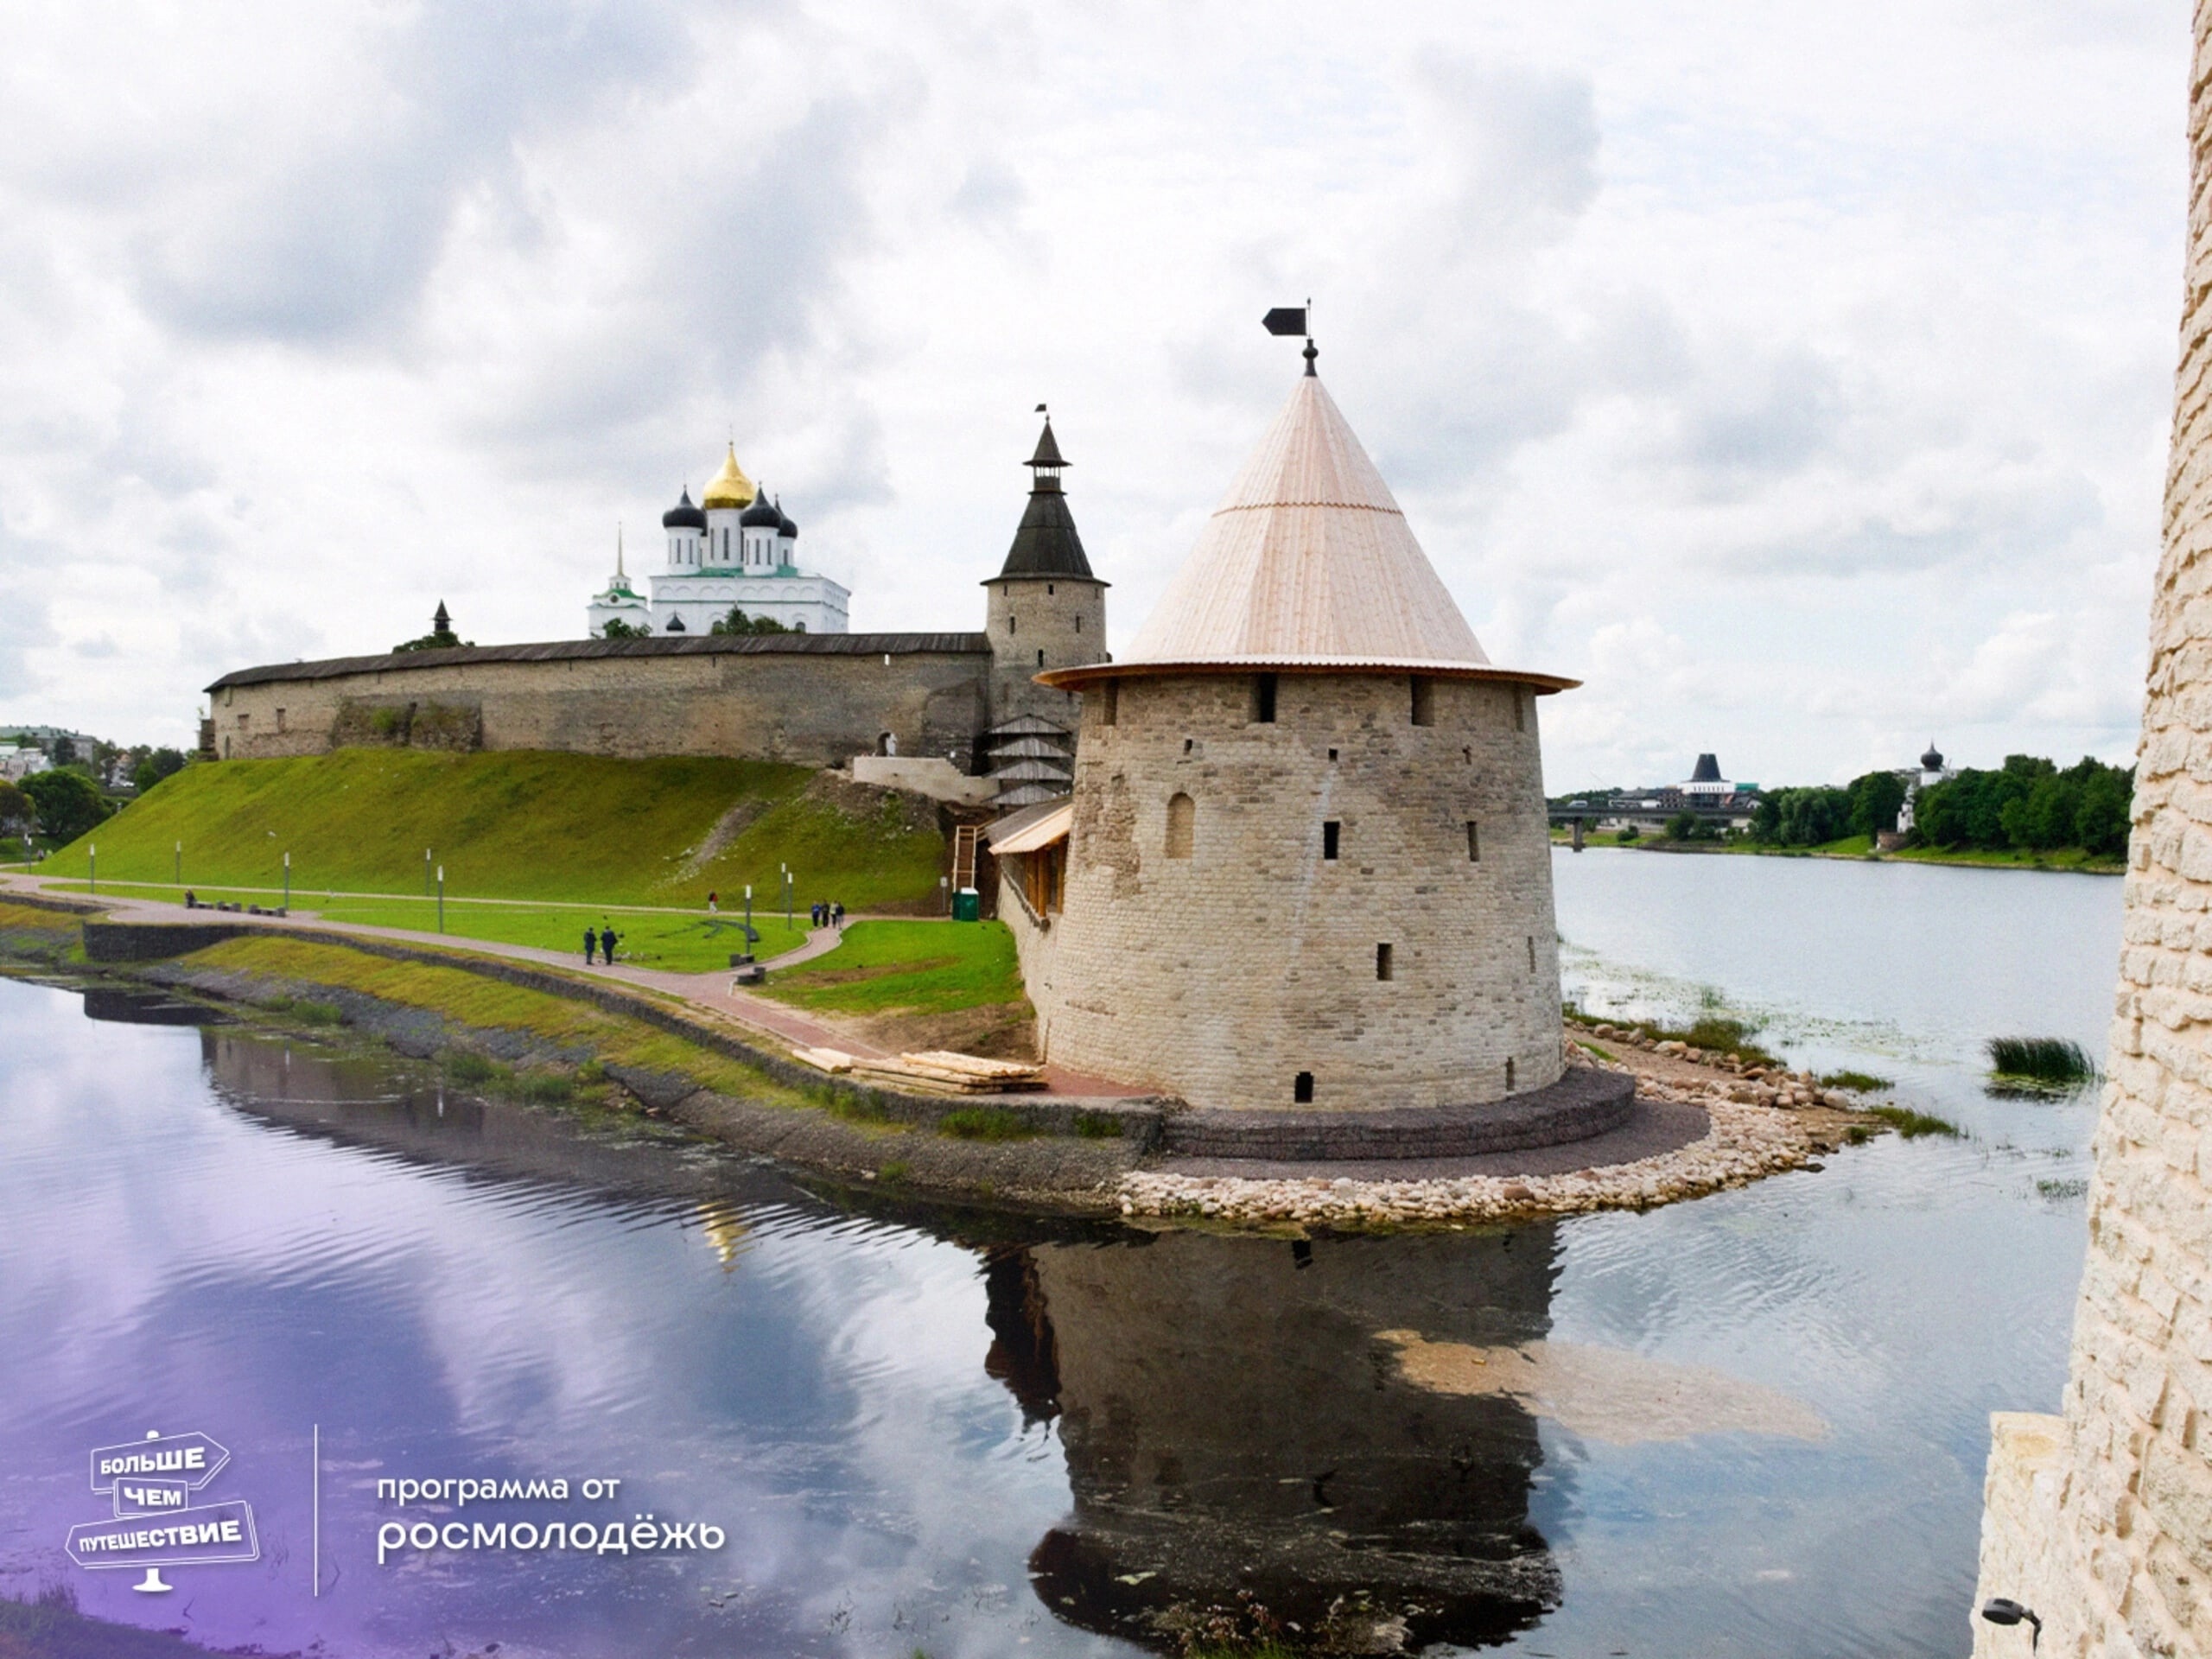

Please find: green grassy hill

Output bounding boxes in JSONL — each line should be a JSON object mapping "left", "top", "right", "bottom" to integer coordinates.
{"left": 41, "top": 750, "right": 950, "bottom": 917}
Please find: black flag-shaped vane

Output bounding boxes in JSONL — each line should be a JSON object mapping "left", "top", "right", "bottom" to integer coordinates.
{"left": 1262, "top": 307, "right": 1307, "bottom": 337}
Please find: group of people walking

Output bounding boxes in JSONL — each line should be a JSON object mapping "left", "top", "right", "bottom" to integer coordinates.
{"left": 575, "top": 897, "right": 845, "bottom": 970}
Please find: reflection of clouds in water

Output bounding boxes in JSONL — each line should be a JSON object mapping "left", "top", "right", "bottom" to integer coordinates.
{"left": 729, "top": 1220, "right": 1067, "bottom": 1644}
{"left": 1378, "top": 1332, "right": 1827, "bottom": 1444}
{"left": 0, "top": 996, "right": 1066, "bottom": 1650}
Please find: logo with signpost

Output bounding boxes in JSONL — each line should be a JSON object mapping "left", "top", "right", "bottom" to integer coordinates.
{"left": 67, "top": 1430, "right": 258, "bottom": 1593}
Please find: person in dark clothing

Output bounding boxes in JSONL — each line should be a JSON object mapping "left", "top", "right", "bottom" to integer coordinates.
{"left": 600, "top": 926, "right": 619, "bottom": 963}
{"left": 583, "top": 926, "right": 597, "bottom": 964}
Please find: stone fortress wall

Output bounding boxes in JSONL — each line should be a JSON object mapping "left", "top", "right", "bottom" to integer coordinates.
{"left": 1970, "top": 7, "right": 2212, "bottom": 1649}
{"left": 206, "top": 634, "right": 1001, "bottom": 770}
{"left": 207, "top": 416, "right": 1108, "bottom": 778}
{"left": 983, "top": 573, "right": 1108, "bottom": 732}
{"left": 1028, "top": 670, "right": 1562, "bottom": 1111}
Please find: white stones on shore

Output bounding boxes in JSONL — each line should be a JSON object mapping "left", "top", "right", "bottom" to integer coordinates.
{"left": 1116, "top": 1060, "right": 1834, "bottom": 1229}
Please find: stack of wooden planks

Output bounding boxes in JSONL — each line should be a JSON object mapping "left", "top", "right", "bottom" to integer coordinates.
{"left": 788, "top": 1047, "right": 1047, "bottom": 1095}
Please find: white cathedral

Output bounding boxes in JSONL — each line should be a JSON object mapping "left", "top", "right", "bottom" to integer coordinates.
{"left": 585, "top": 444, "right": 851, "bottom": 638}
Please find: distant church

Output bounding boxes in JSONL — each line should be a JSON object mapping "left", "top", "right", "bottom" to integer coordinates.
{"left": 586, "top": 444, "right": 851, "bottom": 637}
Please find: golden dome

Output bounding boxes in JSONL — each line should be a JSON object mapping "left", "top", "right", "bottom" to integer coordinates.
{"left": 701, "top": 444, "right": 755, "bottom": 510}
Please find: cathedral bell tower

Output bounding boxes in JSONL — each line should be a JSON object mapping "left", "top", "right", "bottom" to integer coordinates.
{"left": 983, "top": 412, "right": 1108, "bottom": 732}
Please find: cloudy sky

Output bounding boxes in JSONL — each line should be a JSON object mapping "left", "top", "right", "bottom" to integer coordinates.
{"left": 0, "top": 0, "right": 2190, "bottom": 786}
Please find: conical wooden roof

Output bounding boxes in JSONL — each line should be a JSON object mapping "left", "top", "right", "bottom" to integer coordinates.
{"left": 1040, "top": 373, "right": 1574, "bottom": 691}
{"left": 1124, "top": 373, "right": 1484, "bottom": 667}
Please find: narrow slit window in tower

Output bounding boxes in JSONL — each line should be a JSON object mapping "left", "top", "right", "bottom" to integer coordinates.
{"left": 1294, "top": 1071, "right": 1314, "bottom": 1103}
{"left": 1506, "top": 1058, "right": 1516, "bottom": 1090}
{"left": 1166, "top": 791, "right": 1196, "bottom": 859}
{"left": 1527, "top": 935, "right": 1535, "bottom": 971}
{"left": 1047, "top": 583, "right": 1054, "bottom": 594}
{"left": 1411, "top": 677, "right": 1435, "bottom": 726}
{"left": 1514, "top": 690, "right": 1527, "bottom": 732}
{"left": 1323, "top": 821, "right": 1340, "bottom": 861}
{"left": 1376, "top": 943, "right": 1393, "bottom": 981}
{"left": 1467, "top": 821, "right": 1480, "bottom": 861}
{"left": 1037, "top": 649, "right": 1045, "bottom": 667}
{"left": 1100, "top": 682, "right": 1118, "bottom": 726}
{"left": 1253, "top": 673, "right": 1278, "bottom": 723}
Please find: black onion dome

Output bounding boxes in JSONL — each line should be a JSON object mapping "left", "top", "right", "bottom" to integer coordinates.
{"left": 1922, "top": 744, "right": 1944, "bottom": 771}
{"left": 740, "top": 487, "right": 783, "bottom": 529}
{"left": 995, "top": 417, "right": 1097, "bottom": 581}
{"left": 663, "top": 489, "right": 706, "bottom": 530}
{"left": 776, "top": 496, "right": 796, "bottom": 537}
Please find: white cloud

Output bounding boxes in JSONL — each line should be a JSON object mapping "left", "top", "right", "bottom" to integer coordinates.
{"left": 0, "top": 0, "right": 2185, "bottom": 786}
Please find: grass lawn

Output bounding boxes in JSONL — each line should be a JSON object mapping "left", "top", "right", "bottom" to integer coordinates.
{"left": 759, "top": 919, "right": 1027, "bottom": 1016}
{"left": 36, "top": 748, "right": 949, "bottom": 908}
{"left": 45, "top": 879, "right": 810, "bottom": 970}
{"left": 181, "top": 934, "right": 817, "bottom": 1104}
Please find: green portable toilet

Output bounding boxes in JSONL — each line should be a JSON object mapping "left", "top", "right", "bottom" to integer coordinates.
{"left": 952, "top": 887, "right": 981, "bottom": 922}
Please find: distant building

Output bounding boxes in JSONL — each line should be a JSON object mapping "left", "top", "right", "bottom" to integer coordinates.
{"left": 1548, "top": 754, "right": 1760, "bottom": 835}
{"left": 1892, "top": 741, "right": 1953, "bottom": 836}
{"left": 586, "top": 445, "right": 852, "bottom": 638}
{"left": 0, "top": 746, "right": 49, "bottom": 781}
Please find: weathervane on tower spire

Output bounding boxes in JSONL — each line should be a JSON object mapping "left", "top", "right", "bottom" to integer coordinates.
{"left": 1262, "top": 299, "right": 1316, "bottom": 373}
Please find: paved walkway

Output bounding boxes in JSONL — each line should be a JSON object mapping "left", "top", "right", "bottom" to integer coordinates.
{"left": 0, "top": 874, "right": 1148, "bottom": 1097}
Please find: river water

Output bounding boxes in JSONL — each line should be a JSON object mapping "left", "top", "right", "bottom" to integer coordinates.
{"left": 0, "top": 849, "right": 2123, "bottom": 1658}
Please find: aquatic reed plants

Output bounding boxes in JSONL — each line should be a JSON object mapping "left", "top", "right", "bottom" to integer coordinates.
{"left": 1986, "top": 1036, "right": 2095, "bottom": 1085}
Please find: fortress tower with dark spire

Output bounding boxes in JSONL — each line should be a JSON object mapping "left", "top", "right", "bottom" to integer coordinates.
{"left": 984, "top": 415, "right": 1109, "bottom": 733}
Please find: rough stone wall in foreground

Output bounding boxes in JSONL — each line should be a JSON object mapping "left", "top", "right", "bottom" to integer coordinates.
{"left": 208, "top": 647, "right": 993, "bottom": 769}
{"left": 1039, "top": 672, "right": 1561, "bottom": 1111}
{"left": 1972, "top": 9, "right": 2212, "bottom": 1652}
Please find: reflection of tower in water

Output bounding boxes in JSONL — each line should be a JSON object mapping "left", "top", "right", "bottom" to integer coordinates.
{"left": 984, "top": 1228, "right": 1564, "bottom": 1649}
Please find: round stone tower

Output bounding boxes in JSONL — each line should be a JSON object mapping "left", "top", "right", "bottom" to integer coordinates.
{"left": 985, "top": 415, "right": 1109, "bottom": 728}
{"left": 1034, "top": 365, "right": 1578, "bottom": 1112}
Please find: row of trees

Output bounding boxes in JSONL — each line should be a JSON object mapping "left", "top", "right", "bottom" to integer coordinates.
{"left": 1913, "top": 755, "right": 2132, "bottom": 856}
{"left": 1745, "top": 754, "right": 2132, "bottom": 857}
{"left": 1750, "top": 771, "right": 1908, "bottom": 848}
{"left": 1, "top": 739, "right": 189, "bottom": 848}
{"left": 0, "top": 770, "right": 110, "bottom": 844}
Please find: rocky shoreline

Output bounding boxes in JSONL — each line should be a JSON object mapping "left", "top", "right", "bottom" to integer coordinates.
{"left": 0, "top": 893, "right": 1887, "bottom": 1232}
{"left": 1116, "top": 1031, "right": 1879, "bottom": 1229}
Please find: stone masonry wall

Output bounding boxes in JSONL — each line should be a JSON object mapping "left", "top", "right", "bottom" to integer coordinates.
{"left": 983, "top": 575, "right": 1103, "bottom": 736}
{"left": 1972, "top": 9, "right": 2212, "bottom": 1651}
{"left": 1038, "top": 671, "right": 1562, "bottom": 1111}
{"left": 209, "top": 646, "right": 993, "bottom": 770}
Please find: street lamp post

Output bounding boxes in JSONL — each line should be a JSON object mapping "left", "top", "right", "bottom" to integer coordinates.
{"left": 782, "top": 863, "right": 791, "bottom": 930}
{"left": 283, "top": 851, "right": 290, "bottom": 911}
{"left": 175, "top": 841, "right": 181, "bottom": 886}
{"left": 88, "top": 844, "right": 95, "bottom": 895}
{"left": 425, "top": 849, "right": 433, "bottom": 896}
{"left": 436, "top": 866, "right": 445, "bottom": 933}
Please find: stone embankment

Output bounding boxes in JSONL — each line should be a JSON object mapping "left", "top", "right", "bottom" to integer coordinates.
{"left": 1117, "top": 1027, "right": 1875, "bottom": 1229}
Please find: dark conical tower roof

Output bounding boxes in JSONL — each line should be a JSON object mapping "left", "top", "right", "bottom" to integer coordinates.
{"left": 994, "top": 414, "right": 1099, "bottom": 582}
{"left": 1689, "top": 753, "right": 1722, "bottom": 784}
